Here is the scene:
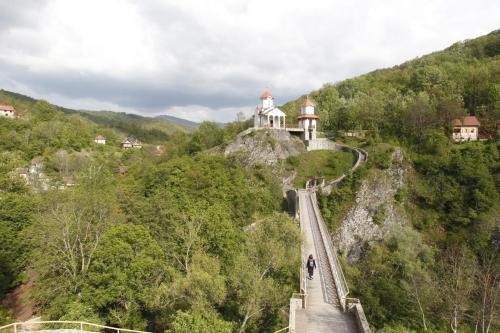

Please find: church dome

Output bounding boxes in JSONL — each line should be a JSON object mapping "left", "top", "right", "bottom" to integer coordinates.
{"left": 301, "top": 98, "right": 315, "bottom": 107}
{"left": 260, "top": 90, "right": 274, "bottom": 99}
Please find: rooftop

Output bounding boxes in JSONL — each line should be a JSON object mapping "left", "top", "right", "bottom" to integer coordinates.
{"left": 454, "top": 116, "right": 480, "bottom": 127}
{"left": 302, "top": 98, "right": 316, "bottom": 107}
{"left": 260, "top": 90, "right": 274, "bottom": 99}
{"left": 0, "top": 105, "right": 15, "bottom": 111}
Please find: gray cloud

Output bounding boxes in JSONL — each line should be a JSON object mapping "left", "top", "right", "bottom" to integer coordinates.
{"left": 0, "top": 0, "right": 499, "bottom": 122}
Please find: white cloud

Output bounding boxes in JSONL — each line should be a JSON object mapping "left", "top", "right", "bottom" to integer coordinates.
{"left": 162, "top": 105, "right": 253, "bottom": 123}
{"left": 0, "top": 0, "right": 498, "bottom": 121}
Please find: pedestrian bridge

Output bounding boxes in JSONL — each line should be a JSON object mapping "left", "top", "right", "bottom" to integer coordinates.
{"left": 287, "top": 144, "right": 371, "bottom": 333}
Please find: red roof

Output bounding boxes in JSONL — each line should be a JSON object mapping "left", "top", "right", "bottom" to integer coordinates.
{"left": 260, "top": 90, "right": 274, "bottom": 99}
{"left": 454, "top": 116, "right": 480, "bottom": 127}
{"left": 0, "top": 105, "right": 15, "bottom": 111}
{"left": 302, "top": 98, "right": 315, "bottom": 107}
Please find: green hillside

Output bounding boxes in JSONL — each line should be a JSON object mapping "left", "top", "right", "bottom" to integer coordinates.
{"left": 0, "top": 89, "right": 191, "bottom": 142}
{"left": 282, "top": 29, "right": 499, "bottom": 136}
{"left": 283, "top": 30, "right": 499, "bottom": 332}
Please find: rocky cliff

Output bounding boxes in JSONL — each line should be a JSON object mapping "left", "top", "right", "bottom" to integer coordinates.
{"left": 224, "top": 129, "right": 305, "bottom": 194}
{"left": 333, "top": 147, "right": 409, "bottom": 263}
{"left": 224, "top": 129, "right": 305, "bottom": 166}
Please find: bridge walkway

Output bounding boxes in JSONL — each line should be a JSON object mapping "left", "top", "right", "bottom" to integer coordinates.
{"left": 294, "top": 190, "right": 358, "bottom": 333}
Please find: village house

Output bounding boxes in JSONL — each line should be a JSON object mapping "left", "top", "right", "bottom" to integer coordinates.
{"left": 253, "top": 91, "right": 287, "bottom": 129}
{"left": 121, "top": 137, "right": 142, "bottom": 149}
{"left": 453, "top": 116, "right": 480, "bottom": 142}
{"left": 15, "top": 168, "right": 29, "bottom": 183}
{"left": 62, "top": 176, "right": 76, "bottom": 187}
{"left": 30, "top": 157, "right": 44, "bottom": 174}
{"left": 94, "top": 135, "right": 106, "bottom": 144}
{"left": 0, "top": 105, "right": 15, "bottom": 118}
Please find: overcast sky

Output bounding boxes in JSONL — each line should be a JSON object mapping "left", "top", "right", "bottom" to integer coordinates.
{"left": 0, "top": 0, "right": 498, "bottom": 122}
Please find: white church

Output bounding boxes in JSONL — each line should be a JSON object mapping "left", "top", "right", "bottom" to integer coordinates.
{"left": 253, "top": 91, "right": 287, "bottom": 129}
{"left": 253, "top": 90, "right": 318, "bottom": 141}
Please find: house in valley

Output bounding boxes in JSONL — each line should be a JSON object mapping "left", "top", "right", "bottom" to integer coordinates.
{"left": 0, "top": 105, "right": 15, "bottom": 118}
{"left": 453, "top": 116, "right": 480, "bottom": 142}
{"left": 94, "top": 135, "right": 106, "bottom": 144}
{"left": 121, "top": 137, "right": 142, "bottom": 149}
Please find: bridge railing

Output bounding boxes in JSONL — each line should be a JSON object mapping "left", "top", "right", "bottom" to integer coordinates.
{"left": 0, "top": 321, "right": 151, "bottom": 333}
{"left": 308, "top": 193, "right": 350, "bottom": 311}
{"left": 298, "top": 193, "right": 308, "bottom": 308}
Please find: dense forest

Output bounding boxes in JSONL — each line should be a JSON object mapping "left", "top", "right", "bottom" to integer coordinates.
{"left": 0, "top": 94, "right": 299, "bottom": 332}
{"left": 282, "top": 30, "right": 499, "bottom": 332}
{"left": 0, "top": 29, "right": 499, "bottom": 333}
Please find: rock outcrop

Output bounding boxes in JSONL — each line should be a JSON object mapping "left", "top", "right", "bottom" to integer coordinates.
{"left": 333, "top": 147, "right": 408, "bottom": 263}
{"left": 224, "top": 128, "right": 305, "bottom": 166}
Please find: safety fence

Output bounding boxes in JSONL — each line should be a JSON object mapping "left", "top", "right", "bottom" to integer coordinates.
{"left": 0, "top": 321, "right": 150, "bottom": 333}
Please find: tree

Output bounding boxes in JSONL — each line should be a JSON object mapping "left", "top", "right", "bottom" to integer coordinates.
{"left": 29, "top": 181, "right": 120, "bottom": 311}
{"left": 473, "top": 249, "right": 499, "bottom": 333}
{"left": 229, "top": 213, "right": 301, "bottom": 332}
{"left": 167, "top": 310, "right": 233, "bottom": 333}
{"left": 439, "top": 247, "right": 478, "bottom": 333}
{"left": 83, "top": 224, "right": 171, "bottom": 329}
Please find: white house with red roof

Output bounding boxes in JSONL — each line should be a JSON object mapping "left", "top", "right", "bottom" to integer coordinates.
{"left": 298, "top": 98, "right": 319, "bottom": 140}
{"left": 0, "top": 105, "right": 15, "bottom": 119}
{"left": 453, "top": 116, "right": 480, "bottom": 142}
{"left": 254, "top": 91, "right": 287, "bottom": 129}
{"left": 94, "top": 135, "right": 106, "bottom": 144}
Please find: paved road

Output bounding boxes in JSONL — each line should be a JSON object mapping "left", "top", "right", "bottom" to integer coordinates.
{"left": 295, "top": 190, "right": 358, "bottom": 333}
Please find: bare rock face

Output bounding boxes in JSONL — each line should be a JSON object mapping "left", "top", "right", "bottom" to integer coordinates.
{"left": 224, "top": 129, "right": 305, "bottom": 166}
{"left": 333, "top": 147, "right": 408, "bottom": 263}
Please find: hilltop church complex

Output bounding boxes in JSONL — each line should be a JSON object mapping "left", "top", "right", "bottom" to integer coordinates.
{"left": 253, "top": 90, "right": 319, "bottom": 141}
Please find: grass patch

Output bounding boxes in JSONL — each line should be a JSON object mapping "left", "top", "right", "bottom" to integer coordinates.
{"left": 288, "top": 149, "right": 355, "bottom": 188}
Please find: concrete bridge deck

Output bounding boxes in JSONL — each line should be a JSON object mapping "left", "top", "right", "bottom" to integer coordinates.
{"left": 294, "top": 190, "right": 358, "bottom": 333}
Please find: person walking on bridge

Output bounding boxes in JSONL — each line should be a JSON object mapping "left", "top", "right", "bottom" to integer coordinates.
{"left": 306, "top": 254, "right": 316, "bottom": 279}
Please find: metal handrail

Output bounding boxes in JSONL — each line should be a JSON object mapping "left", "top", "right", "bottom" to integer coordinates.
{"left": 308, "top": 193, "right": 350, "bottom": 311}
{"left": 0, "top": 321, "right": 151, "bottom": 333}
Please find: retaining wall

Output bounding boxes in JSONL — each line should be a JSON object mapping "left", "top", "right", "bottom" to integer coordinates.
{"left": 305, "top": 139, "right": 339, "bottom": 151}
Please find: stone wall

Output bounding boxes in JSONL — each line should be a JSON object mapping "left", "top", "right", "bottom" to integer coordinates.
{"left": 305, "top": 138, "right": 339, "bottom": 151}
{"left": 349, "top": 303, "right": 372, "bottom": 333}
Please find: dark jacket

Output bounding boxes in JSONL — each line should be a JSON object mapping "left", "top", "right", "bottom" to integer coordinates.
{"left": 306, "top": 258, "right": 316, "bottom": 270}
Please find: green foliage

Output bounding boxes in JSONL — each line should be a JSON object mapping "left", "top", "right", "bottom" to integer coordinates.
{"left": 83, "top": 224, "right": 169, "bottom": 330}
{"left": 227, "top": 213, "right": 301, "bottom": 332}
{"left": 0, "top": 192, "right": 35, "bottom": 297}
{"left": 349, "top": 225, "right": 436, "bottom": 330}
{"left": 281, "top": 30, "right": 500, "bottom": 138}
{"left": 288, "top": 149, "right": 355, "bottom": 187}
{"left": 188, "top": 121, "right": 225, "bottom": 153}
{"left": 319, "top": 168, "right": 365, "bottom": 230}
{"left": 413, "top": 141, "right": 497, "bottom": 230}
{"left": 167, "top": 310, "right": 233, "bottom": 333}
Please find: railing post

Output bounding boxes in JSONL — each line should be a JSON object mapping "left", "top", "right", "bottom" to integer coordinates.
{"left": 14, "top": 323, "right": 17, "bottom": 333}
{"left": 80, "top": 322, "right": 83, "bottom": 333}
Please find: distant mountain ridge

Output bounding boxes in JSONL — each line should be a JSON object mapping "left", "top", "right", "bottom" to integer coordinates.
{"left": 155, "top": 114, "right": 199, "bottom": 127}
{"left": 0, "top": 89, "right": 193, "bottom": 139}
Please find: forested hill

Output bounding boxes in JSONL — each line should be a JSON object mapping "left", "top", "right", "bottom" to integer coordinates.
{"left": 280, "top": 29, "right": 499, "bottom": 332}
{"left": 0, "top": 89, "right": 192, "bottom": 142}
{"left": 281, "top": 29, "right": 499, "bottom": 136}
